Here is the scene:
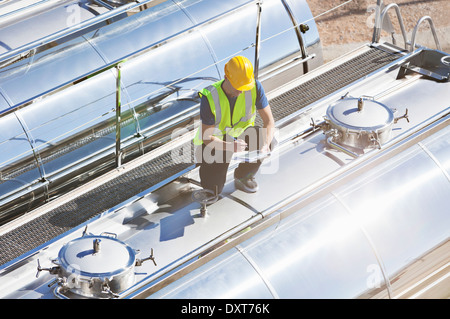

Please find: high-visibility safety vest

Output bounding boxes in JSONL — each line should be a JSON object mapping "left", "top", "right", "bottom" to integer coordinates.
{"left": 194, "top": 79, "right": 257, "bottom": 145}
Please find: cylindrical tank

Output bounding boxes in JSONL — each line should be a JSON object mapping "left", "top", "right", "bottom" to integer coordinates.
{"left": 0, "top": 0, "right": 323, "bottom": 223}
{"left": 149, "top": 123, "right": 450, "bottom": 299}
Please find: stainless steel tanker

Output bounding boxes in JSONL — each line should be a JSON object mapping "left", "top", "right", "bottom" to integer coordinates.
{"left": 0, "top": 0, "right": 322, "bottom": 224}
{"left": 0, "top": 0, "right": 448, "bottom": 300}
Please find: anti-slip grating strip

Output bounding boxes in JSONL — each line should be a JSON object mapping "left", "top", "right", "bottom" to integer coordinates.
{"left": 257, "top": 48, "right": 400, "bottom": 126}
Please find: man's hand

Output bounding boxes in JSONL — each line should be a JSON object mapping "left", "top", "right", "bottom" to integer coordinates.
{"left": 233, "top": 139, "right": 247, "bottom": 152}
{"left": 260, "top": 143, "right": 270, "bottom": 154}
{"left": 257, "top": 105, "right": 275, "bottom": 154}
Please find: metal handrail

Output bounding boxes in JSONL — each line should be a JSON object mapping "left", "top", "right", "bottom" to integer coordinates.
{"left": 254, "top": 0, "right": 262, "bottom": 79}
{"left": 0, "top": 0, "right": 260, "bottom": 172}
{"left": 410, "top": 16, "right": 441, "bottom": 52}
{"left": 375, "top": 3, "right": 408, "bottom": 50}
{"left": 281, "top": 0, "right": 310, "bottom": 74}
{"left": 115, "top": 64, "right": 123, "bottom": 167}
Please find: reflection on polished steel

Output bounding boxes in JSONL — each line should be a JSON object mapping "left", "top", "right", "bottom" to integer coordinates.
{"left": 0, "top": 0, "right": 448, "bottom": 300}
{"left": 0, "top": 0, "right": 323, "bottom": 223}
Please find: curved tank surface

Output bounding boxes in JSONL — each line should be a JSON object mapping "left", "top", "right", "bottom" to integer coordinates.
{"left": 0, "top": 0, "right": 448, "bottom": 302}
{"left": 0, "top": 0, "right": 110, "bottom": 54}
{"left": 150, "top": 123, "right": 450, "bottom": 299}
{"left": 0, "top": 0, "right": 323, "bottom": 224}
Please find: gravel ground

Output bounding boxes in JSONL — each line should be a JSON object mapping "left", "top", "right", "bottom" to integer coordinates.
{"left": 306, "top": 0, "right": 450, "bottom": 61}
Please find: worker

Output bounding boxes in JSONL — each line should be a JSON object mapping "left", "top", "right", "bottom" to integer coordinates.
{"left": 194, "top": 55, "right": 275, "bottom": 194}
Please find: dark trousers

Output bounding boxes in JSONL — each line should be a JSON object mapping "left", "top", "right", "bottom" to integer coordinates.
{"left": 196, "top": 126, "right": 269, "bottom": 194}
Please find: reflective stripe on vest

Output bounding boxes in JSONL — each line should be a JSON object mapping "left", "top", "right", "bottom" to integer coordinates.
{"left": 194, "top": 80, "right": 256, "bottom": 145}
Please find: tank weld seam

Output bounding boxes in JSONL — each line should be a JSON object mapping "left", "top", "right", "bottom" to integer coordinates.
{"left": 235, "top": 245, "right": 280, "bottom": 299}
{"left": 331, "top": 191, "right": 393, "bottom": 298}
{"left": 418, "top": 141, "right": 450, "bottom": 182}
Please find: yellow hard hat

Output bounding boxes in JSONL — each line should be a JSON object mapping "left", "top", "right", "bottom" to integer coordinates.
{"left": 224, "top": 56, "right": 255, "bottom": 91}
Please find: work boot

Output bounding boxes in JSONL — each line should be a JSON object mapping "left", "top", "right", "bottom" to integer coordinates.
{"left": 234, "top": 175, "right": 259, "bottom": 193}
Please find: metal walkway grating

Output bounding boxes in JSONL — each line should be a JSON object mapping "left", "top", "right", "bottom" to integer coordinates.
{"left": 0, "top": 47, "right": 400, "bottom": 267}
{"left": 257, "top": 47, "right": 400, "bottom": 125}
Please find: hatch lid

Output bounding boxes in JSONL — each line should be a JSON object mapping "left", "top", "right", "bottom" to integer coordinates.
{"left": 326, "top": 97, "right": 394, "bottom": 131}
